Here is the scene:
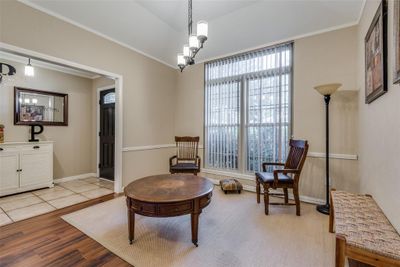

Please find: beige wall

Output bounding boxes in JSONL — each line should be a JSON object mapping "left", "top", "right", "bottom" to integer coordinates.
{"left": 293, "top": 26, "right": 359, "bottom": 200}
{"left": 0, "top": 59, "right": 94, "bottom": 179}
{"left": 357, "top": 0, "right": 400, "bottom": 232}
{"left": 0, "top": 1, "right": 177, "bottom": 186}
{"left": 175, "top": 26, "right": 359, "bottom": 201}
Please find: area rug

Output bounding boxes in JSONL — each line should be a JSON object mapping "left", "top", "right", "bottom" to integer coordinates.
{"left": 62, "top": 189, "right": 335, "bottom": 267}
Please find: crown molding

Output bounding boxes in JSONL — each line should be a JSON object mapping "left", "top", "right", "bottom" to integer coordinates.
{"left": 356, "top": 0, "right": 367, "bottom": 25}
{"left": 0, "top": 51, "right": 99, "bottom": 79}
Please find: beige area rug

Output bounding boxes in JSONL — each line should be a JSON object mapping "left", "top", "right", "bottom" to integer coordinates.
{"left": 62, "top": 189, "right": 335, "bottom": 267}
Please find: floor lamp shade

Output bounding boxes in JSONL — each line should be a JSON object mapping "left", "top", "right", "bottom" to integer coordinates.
{"left": 314, "top": 83, "right": 341, "bottom": 215}
{"left": 314, "top": 83, "right": 342, "bottom": 96}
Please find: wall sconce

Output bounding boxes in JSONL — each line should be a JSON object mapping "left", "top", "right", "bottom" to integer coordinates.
{"left": 25, "top": 58, "right": 34, "bottom": 77}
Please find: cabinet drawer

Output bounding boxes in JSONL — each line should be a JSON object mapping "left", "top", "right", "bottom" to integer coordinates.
{"left": 158, "top": 201, "right": 192, "bottom": 215}
{"left": 20, "top": 144, "right": 52, "bottom": 152}
{"left": 0, "top": 146, "right": 19, "bottom": 152}
{"left": 131, "top": 200, "right": 156, "bottom": 214}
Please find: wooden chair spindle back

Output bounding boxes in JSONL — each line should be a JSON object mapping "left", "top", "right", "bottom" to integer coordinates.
{"left": 175, "top": 136, "right": 199, "bottom": 163}
{"left": 284, "top": 139, "right": 309, "bottom": 172}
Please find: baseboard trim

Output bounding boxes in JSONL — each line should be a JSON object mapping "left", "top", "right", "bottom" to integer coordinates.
{"left": 202, "top": 168, "right": 254, "bottom": 181}
{"left": 207, "top": 178, "right": 324, "bottom": 205}
{"left": 54, "top": 173, "right": 97, "bottom": 184}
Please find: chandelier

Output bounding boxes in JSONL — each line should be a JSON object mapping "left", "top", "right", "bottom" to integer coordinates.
{"left": 0, "top": 62, "right": 16, "bottom": 84}
{"left": 177, "top": 0, "right": 208, "bottom": 72}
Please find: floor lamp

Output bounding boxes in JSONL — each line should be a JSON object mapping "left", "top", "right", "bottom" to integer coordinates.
{"left": 314, "top": 83, "right": 341, "bottom": 215}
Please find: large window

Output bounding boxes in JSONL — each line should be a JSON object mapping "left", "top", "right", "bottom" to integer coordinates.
{"left": 204, "top": 42, "right": 293, "bottom": 173}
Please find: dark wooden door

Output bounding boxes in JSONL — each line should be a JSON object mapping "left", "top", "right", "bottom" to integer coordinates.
{"left": 99, "top": 89, "right": 115, "bottom": 181}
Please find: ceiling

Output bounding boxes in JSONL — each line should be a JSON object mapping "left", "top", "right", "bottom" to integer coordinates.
{"left": 20, "top": 0, "right": 365, "bottom": 68}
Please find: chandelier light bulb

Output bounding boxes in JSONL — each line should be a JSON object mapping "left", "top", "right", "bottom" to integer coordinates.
{"left": 183, "top": 45, "right": 191, "bottom": 58}
{"left": 189, "top": 34, "right": 199, "bottom": 52}
{"left": 177, "top": 53, "right": 186, "bottom": 67}
{"left": 197, "top": 21, "right": 208, "bottom": 43}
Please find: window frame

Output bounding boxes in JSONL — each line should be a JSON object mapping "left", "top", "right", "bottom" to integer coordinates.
{"left": 203, "top": 42, "right": 294, "bottom": 175}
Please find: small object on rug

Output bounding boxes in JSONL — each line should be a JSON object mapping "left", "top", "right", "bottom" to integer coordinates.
{"left": 219, "top": 179, "right": 243, "bottom": 194}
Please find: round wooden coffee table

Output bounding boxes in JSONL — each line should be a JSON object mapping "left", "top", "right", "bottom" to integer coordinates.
{"left": 124, "top": 174, "right": 214, "bottom": 247}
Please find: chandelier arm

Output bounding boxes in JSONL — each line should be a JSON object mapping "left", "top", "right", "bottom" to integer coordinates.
{"left": 179, "top": 0, "right": 207, "bottom": 71}
{"left": 188, "top": 0, "right": 192, "bottom": 36}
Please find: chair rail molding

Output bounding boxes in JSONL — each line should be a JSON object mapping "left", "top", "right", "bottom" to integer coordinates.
{"left": 307, "top": 152, "right": 358, "bottom": 160}
{"left": 122, "top": 143, "right": 357, "bottom": 161}
{"left": 123, "top": 144, "right": 205, "bottom": 152}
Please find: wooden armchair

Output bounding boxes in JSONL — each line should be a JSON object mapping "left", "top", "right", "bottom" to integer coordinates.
{"left": 255, "top": 139, "right": 309, "bottom": 216}
{"left": 169, "top": 136, "right": 201, "bottom": 175}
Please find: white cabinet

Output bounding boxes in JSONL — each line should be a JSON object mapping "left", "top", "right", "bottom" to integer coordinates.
{"left": 0, "top": 142, "right": 53, "bottom": 196}
{"left": 0, "top": 151, "right": 19, "bottom": 192}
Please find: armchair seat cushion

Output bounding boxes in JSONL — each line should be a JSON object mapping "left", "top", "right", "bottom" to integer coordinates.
{"left": 170, "top": 163, "right": 199, "bottom": 171}
{"left": 256, "top": 172, "right": 293, "bottom": 184}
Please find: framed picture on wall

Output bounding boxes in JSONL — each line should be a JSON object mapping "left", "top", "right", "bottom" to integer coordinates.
{"left": 20, "top": 105, "right": 45, "bottom": 121}
{"left": 394, "top": 0, "right": 400, "bottom": 84}
{"left": 364, "top": 0, "right": 387, "bottom": 104}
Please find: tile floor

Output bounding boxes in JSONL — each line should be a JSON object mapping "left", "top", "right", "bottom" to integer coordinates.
{"left": 0, "top": 177, "right": 114, "bottom": 226}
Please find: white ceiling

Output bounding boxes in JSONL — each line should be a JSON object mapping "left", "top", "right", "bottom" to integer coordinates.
{"left": 20, "top": 0, "right": 365, "bottom": 68}
{"left": 136, "top": 0, "right": 259, "bottom": 32}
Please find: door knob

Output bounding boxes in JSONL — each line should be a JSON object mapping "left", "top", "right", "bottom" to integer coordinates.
{"left": 0, "top": 148, "right": 3, "bottom": 151}
{"left": 33, "top": 146, "right": 40, "bottom": 149}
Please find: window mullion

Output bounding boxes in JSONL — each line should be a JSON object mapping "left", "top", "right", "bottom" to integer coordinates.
{"left": 240, "top": 77, "right": 246, "bottom": 173}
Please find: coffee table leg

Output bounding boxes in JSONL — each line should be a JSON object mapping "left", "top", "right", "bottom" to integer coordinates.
{"left": 128, "top": 208, "right": 135, "bottom": 244}
{"left": 191, "top": 212, "right": 199, "bottom": 247}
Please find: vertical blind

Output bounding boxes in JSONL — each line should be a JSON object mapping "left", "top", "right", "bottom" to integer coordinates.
{"left": 205, "top": 42, "right": 293, "bottom": 172}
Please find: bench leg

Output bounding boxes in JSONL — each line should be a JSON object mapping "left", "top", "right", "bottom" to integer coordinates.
{"left": 329, "top": 189, "right": 336, "bottom": 233}
{"left": 335, "top": 236, "right": 346, "bottom": 267}
{"left": 329, "top": 201, "right": 334, "bottom": 233}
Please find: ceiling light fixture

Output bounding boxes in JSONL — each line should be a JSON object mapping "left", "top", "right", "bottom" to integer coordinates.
{"left": 177, "top": 0, "right": 208, "bottom": 72}
{"left": 25, "top": 58, "right": 34, "bottom": 77}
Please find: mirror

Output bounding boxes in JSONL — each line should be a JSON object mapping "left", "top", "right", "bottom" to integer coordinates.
{"left": 14, "top": 87, "right": 68, "bottom": 126}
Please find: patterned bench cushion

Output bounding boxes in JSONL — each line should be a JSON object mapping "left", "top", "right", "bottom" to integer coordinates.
{"left": 332, "top": 190, "right": 400, "bottom": 261}
{"left": 219, "top": 179, "right": 243, "bottom": 191}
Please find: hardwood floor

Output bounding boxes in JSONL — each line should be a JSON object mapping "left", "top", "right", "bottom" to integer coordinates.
{"left": 0, "top": 193, "right": 131, "bottom": 267}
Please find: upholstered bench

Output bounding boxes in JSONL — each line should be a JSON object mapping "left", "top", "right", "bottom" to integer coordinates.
{"left": 329, "top": 190, "right": 400, "bottom": 267}
{"left": 219, "top": 179, "right": 243, "bottom": 194}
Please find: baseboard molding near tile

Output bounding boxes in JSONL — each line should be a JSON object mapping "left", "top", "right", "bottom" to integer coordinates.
{"left": 207, "top": 178, "right": 325, "bottom": 205}
{"left": 54, "top": 173, "right": 97, "bottom": 184}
